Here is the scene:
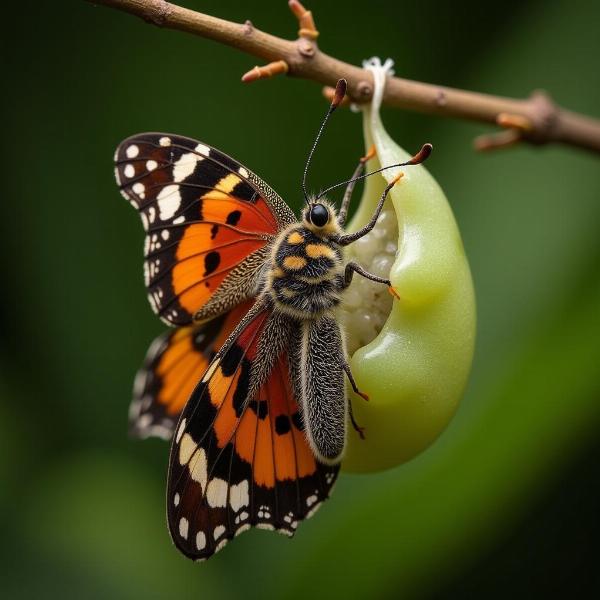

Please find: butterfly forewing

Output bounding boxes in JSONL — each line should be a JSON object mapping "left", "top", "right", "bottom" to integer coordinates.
{"left": 114, "top": 133, "right": 295, "bottom": 326}
{"left": 167, "top": 305, "right": 339, "bottom": 560}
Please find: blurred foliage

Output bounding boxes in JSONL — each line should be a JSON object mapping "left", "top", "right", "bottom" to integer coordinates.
{"left": 1, "top": 0, "right": 599, "bottom": 598}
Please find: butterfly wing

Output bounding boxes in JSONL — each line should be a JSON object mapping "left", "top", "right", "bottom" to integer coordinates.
{"left": 114, "top": 133, "right": 295, "bottom": 326}
{"left": 130, "top": 300, "right": 255, "bottom": 440}
{"left": 168, "top": 305, "right": 339, "bottom": 560}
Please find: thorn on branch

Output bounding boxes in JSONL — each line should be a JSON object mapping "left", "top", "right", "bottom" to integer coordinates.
{"left": 474, "top": 129, "right": 523, "bottom": 152}
{"left": 241, "top": 1, "right": 318, "bottom": 86}
{"left": 241, "top": 60, "right": 289, "bottom": 83}
{"left": 289, "top": 0, "right": 319, "bottom": 39}
{"left": 497, "top": 112, "right": 533, "bottom": 132}
{"left": 474, "top": 110, "right": 535, "bottom": 152}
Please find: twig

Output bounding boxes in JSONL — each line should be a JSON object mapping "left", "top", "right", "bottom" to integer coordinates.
{"left": 86, "top": 0, "right": 600, "bottom": 155}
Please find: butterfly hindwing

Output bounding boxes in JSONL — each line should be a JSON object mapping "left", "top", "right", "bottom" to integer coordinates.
{"left": 167, "top": 303, "right": 339, "bottom": 560}
{"left": 114, "top": 133, "right": 295, "bottom": 326}
{"left": 130, "top": 300, "right": 255, "bottom": 440}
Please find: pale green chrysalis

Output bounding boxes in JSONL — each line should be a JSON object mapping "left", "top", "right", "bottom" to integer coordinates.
{"left": 341, "top": 59, "right": 476, "bottom": 472}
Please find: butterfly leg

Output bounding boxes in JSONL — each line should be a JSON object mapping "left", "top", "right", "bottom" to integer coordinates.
{"left": 336, "top": 171, "right": 403, "bottom": 246}
{"left": 342, "top": 361, "right": 369, "bottom": 401}
{"left": 343, "top": 261, "right": 401, "bottom": 300}
{"left": 337, "top": 145, "right": 376, "bottom": 227}
{"left": 347, "top": 389, "right": 366, "bottom": 440}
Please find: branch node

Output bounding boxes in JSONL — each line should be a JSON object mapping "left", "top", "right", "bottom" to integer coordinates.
{"left": 243, "top": 19, "right": 254, "bottom": 35}
{"left": 140, "top": 0, "right": 172, "bottom": 26}
{"left": 527, "top": 89, "right": 559, "bottom": 144}
{"left": 241, "top": 60, "right": 289, "bottom": 83}
{"left": 435, "top": 90, "right": 448, "bottom": 107}
{"left": 297, "top": 38, "right": 315, "bottom": 58}
{"left": 289, "top": 0, "right": 319, "bottom": 39}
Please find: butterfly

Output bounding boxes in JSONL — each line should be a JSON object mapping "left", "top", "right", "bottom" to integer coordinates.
{"left": 114, "top": 79, "right": 431, "bottom": 561}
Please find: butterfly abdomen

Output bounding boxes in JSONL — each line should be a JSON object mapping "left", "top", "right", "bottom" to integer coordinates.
{"left": 296, "top": 316, "right": 347, "bottom": 463}
{"left": 268, "top": 226, "right": 344, "bottom": 318}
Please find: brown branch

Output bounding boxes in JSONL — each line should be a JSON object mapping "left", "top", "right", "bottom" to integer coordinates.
{"left": 86, "top": 0, "right": 600, "bottom": 155}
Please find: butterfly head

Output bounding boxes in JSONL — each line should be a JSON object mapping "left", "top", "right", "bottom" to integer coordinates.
{"left": 302, "top": 200, "right": 340, "bottom": 236}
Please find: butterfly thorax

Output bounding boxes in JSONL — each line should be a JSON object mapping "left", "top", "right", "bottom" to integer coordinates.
{"left": 267, "top": 224, "right": 344, "bottom": 319}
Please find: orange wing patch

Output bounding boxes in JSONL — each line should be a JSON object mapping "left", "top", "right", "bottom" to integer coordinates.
{"left": 129, "top": 300, "right": 254, "bottom": 440}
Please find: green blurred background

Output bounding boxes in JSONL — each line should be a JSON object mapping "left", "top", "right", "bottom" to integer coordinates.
{"left": 2, "top": 0, "right": 599, "bottom": 597}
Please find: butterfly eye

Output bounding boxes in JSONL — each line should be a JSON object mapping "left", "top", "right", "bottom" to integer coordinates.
{"left": 309, "top": 203, "right": 329, "bottom": 227}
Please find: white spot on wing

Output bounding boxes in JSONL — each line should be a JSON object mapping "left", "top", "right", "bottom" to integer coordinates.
{"left": 178, "top": 433, "right": 197, "bottom": 465}
{"left": 124, "top": 164, "right": 135, "bottom": 178}
{"left": 174, "top": 493, "right": 180, "bottom": 507}
{"left": 126, "top": 144, "right": 139, "bottom": 158}
{"left": 213, "top": 525, "right": 226, "bottom": 540}
{"left": 146, "top": 159, "right": 158, "bottom": 171}
{"left": 202, "top": 359, "right": 220, "bottom": 383}
{"left": 306, "top": 494, "right": 318, "bottom": 507}
{"left": 132, "top": 367, "right": 148, "bottom": 398}
{"left": 137, "top": 414, "right": 152, "bottom": 430}
{"left": 195, "top": 143, "right": 210, "bottom": 156}
{"left": 215, "top": 539, "right": 228, "bottom": 552}
{"left": 173, "top": 152, "right": 201, "bottom": 182}
{"left": 159, "top": 136, "right": 171, "bottom": 147}
{"left": 235, "top": 524, "right": 251, "bottom": 536}
{"left": 189, "top": 447, "right": 207, "bottom": 492}
{"left": 147, "top": 292, "right": 157, "bottom": 312}
{"left": 206, "top": 477, "right": 228, "bottom": 508}
{"left": 157, "top": 185, "right": 181, "bottom": 220}
{"left": 196, "top": 531, "right": 206, "bottom": 550}
{"left": 238, "top": 167, "right": 249, "bottom": 178}
{"left": 175, "top": 418, "right": 187, "bottom": 444}
{"left": 173, "top": 215, "right": 185, "bottom": 224}
{"left": 179, "top": 517, "right": 189, "bottom": 539}
{"left": 161, "top": 229, "right": 170, "bottom": 241}
{"left": 229, "top": 480, "right": 249, "bottom": 512}
{"left": 132, "top": 182, "right": 145, "bottom": 199}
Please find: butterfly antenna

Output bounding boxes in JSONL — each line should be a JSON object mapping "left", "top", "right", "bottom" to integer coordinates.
{"left": 315, "top": 143, "right": 433, "bottom": 201}
{"left": 302, "top": 79, "right": 347, "bottom": 206}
